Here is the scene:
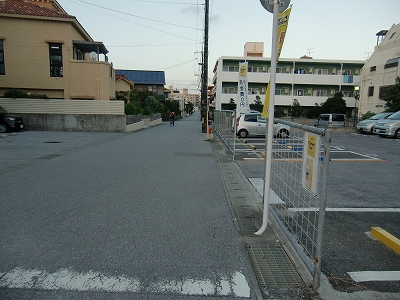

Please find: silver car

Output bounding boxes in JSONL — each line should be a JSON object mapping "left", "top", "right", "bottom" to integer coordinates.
{"left": 236, "top": 113, "right": 290, "bottom": 138}
{"left": 356, "top": 112, "right": 394, "bottom": 133}
{"left": 373, "top": 111, "right": 400, "bottom": 138}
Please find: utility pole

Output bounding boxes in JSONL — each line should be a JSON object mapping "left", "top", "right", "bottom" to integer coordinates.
{"left": 200, "top": 0, "right": 209, "bottom": 133}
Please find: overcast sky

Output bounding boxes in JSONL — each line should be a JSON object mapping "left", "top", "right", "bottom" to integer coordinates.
{"left": 57, "top": 0, "right": 400, "bottom": 93}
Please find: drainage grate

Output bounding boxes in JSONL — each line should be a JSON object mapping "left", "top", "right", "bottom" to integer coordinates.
{"left": 247, "top": 241, "right": 302, "bottom": 289}
{"left": 216, "top": 156, "right": 229, "bottom": 163}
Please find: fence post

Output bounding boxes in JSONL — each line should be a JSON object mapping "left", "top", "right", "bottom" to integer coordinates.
{"left": 313, "top": 129, "right": 332, "bottom": 289}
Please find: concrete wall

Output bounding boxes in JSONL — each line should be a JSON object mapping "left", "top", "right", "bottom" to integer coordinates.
{"left": 16, "top": 114, "right": 162, "bottom": 133}
{"left": 19, "top": 113, "right": 127, "bottom": 132}
{"left": 0, "top": 98, "right": 162, "bottom": 133}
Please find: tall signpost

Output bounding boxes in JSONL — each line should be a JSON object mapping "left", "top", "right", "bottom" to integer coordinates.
{"left": 256, "top": 0, "right": 290, "bottom": 235}
{"left": 201, "top": 0, "right": 209, "bottom": 133}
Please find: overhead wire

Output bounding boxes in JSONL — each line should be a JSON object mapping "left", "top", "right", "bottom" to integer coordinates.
{"left": 64, "top": 0, "right": 205, "bottom": 90}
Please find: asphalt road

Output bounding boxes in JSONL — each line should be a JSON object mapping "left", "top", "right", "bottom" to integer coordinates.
{"left": 0, "top": 114, "right": 260, "bottom": 299}
{"left": 235, "top": 131, "right": 400, "bottom": 294}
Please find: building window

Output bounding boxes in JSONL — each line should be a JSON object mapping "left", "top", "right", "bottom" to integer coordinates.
{"left": 370, "top": 66, "right": 376, "bottom": 72}
{"left": 222, "top": 66, "right": 239, "bottom": 72}
{"left": 248, "top": 66, "right": 259, "bottom": 72}
{"left": 379, "top": 86, "right": 389, "bottom": 99}
{"left": 275, "top": 89, "right": 282, "bottom": 95}
{"left": 0, "top": 40, "right": 4, "bottom": 75}
{"left": 248, "top": 88, "right": 259, "bottom": 94}
{"left": 276, "top": 67, "right": 283, "bottom": 73}
{"left": 294, "top": 68, "right": 306, "bottom": 74}
{"left": 223, "top": 87, "right": 235, "bottom": 94}
{"left": 49, "top": 43, "right": 63, "bottom": 77}
{"left": 147, "top": 85, "right": 157, "bottom": 93}
{"left": 368, "top": 86, "right": 374, "bottom": 97}
{"left": 297, "top": 89, "right": 304, "bottom": 96}
{"left": 389, "top": 32, "right": 396, "bottom": 39}
{"left": 313, "top": 90, "right": 327, "bottom": 97}
{"left": 384, "top": 57, "right": 400, "bottom": 69}
{"left": 342, "top": 69, "right": 351, "bottom": 75}
{"left": 315, "top": 69, "right": 328, "bottom": 75}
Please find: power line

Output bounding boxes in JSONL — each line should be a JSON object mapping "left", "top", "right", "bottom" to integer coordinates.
{"left": 163, "top": 58, "right": 196, "bottom": 70}
{"left": 70, "top": 0, "right": 201, "bottom": 30}
{"left": 108, "top": 43, "right": 199, "bottom": 47}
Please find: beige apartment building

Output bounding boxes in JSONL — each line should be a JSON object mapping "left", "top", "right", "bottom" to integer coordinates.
{"left": 0, "top": 0, "right": 115, "bottom": 100}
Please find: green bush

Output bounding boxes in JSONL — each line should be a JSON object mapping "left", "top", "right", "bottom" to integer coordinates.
{"left": 4, "top": 89, "right": 28, "bottom": 98}
{"left": 3, "top": 89, "right": 49, "bottom": 99}
{"left": 125, "top": 101, "right": 142, "bottom": 115}
{"left": 28, "top": 93, "right": 49, "bottom": 99}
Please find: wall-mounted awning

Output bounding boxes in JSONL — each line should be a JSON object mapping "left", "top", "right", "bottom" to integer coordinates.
{"left": 73, "top": 40, "right": 108, "bottom": 55}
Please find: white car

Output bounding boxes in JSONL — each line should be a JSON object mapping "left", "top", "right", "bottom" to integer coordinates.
{"left": 372, "top": 111, "right": 400, "bottom": 138}
{"left": 236, "top": 113, "right": 290, "bottom": 138}
{"left": 356, "top": 112, "right": 393, "bottom": 133}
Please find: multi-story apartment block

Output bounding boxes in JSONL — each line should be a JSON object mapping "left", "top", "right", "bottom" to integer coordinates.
{"left": 212, "top": 55, "right": 365, "bottom": 112}
{"left": 359, "top": 23, "right": 400, "bottom": 116}
{"left": 0, "top": 0, "right": 115, "bottom": 100}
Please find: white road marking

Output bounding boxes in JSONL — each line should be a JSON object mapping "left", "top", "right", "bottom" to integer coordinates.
{"left": 348, "top": 271, "right": 400, "bottom": 282}
{"left": 0, "top": 267, "right": 251, "bottom": 297}
{"left": 248, "top": 178, "right": 285, "bottom": 205}
{"left": 288, "top": 207, "right": 400, "bottom": 212}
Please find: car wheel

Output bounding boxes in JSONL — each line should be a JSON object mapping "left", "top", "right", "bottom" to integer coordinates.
{"left": 0, "top": 123, "right": 8, "bottom": 133}
{"left": 238, "top": 129, "right": 248, "bottom": 138}
{"left": 395, "top": 129, "right": 400, "bottom": 139}
{"left": 278, "top": 129, "right": 289, "bottom": 138}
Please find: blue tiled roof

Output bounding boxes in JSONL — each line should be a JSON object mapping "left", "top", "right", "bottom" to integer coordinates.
{"left": 115, "top": 70, "right": 165, "bottom": 85}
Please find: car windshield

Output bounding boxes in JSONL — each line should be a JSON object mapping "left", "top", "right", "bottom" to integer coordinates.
{"left": 0, "top": 107, "right": 8, "bottom": 115}
{"left": 387, "top": 111, "right": 400, "bottom": 120}
{"left": 370, "top": 113, "right": 391, "bottom": 120}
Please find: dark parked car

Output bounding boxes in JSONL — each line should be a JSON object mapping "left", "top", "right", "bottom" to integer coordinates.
{"left": 0, "top": 106, "right": 24, "bottom": 133}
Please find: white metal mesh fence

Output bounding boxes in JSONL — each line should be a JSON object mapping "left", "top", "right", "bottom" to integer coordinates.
{"left": 213, "top": 111, "right": 331, "bottom": 287}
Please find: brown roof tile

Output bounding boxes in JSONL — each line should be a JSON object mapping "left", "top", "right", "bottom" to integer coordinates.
{"left": 0, "top": 0, "right": 74, "bottom": 19}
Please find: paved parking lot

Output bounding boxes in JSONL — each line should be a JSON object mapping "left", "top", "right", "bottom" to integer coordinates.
{"left": 235, "top": 131, "right": 400, "bottom": 293}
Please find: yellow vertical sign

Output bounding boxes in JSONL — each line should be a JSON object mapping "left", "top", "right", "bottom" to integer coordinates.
{"left": 302, "top": 132, "right": 320, "bottom": 195}
{"left": 307, "top": 134, "right": 317, "bottom": 158}
{"left": 262, "top": 7, "right": 292, "bottom": 118}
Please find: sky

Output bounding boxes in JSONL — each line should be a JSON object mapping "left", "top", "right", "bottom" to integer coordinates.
{"left": 57, "top": 0, "right": 400, "bottom": 93}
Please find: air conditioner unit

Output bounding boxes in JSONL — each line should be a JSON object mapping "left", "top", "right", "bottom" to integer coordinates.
{"left": 262, "top": 87, "right": 266, "bottom": 93}
{"left": 286, "top": 66, "right": 290, "bottom": 72}
{"left": 330, "top": 89, "right": 335, "bottom": 95}
{"left": 307, "top": 89, "right": 312, "bottom": 95}
{"left": 262, "top": 66, "right": 266, "bottom": 72}
{"left": 309, "top": 67, "right": 313, "bottom": 73}
{"left": 355, "top": 69, "right": 359, "bottom": 75}
{"left": 332, "top": 68, "right": 336, "bottom": 74}
{"left": 284, "top": 88, "right": 289, "bottom": 94}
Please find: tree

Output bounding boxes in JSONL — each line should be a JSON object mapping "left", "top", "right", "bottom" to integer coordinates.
{"left": 184, "top": 102, "right": 194, "bottom": 114}
{"left": 306, "top": 103, "right": 324, "bottom": 119}
{"left": 288, "top": 99, "right": 305, "bottom": 118}
{"left": 382, "top": 76, "right": 400, "bottom": 112}
{"left": 250, "top": 95, "right": 263, "bottom": 112}
{"left": 321, "top": 92, "right": 347, "bottom": 114}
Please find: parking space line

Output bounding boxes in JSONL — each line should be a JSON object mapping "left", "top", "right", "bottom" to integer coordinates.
{"left": 287, "top": 208, "right": 400, "bottom": 212}
{"left": 371, "top": 227, "right": 400, "bottom": 254}
{"left": 348, "top": 271, "right": 400, "bottom": 282}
